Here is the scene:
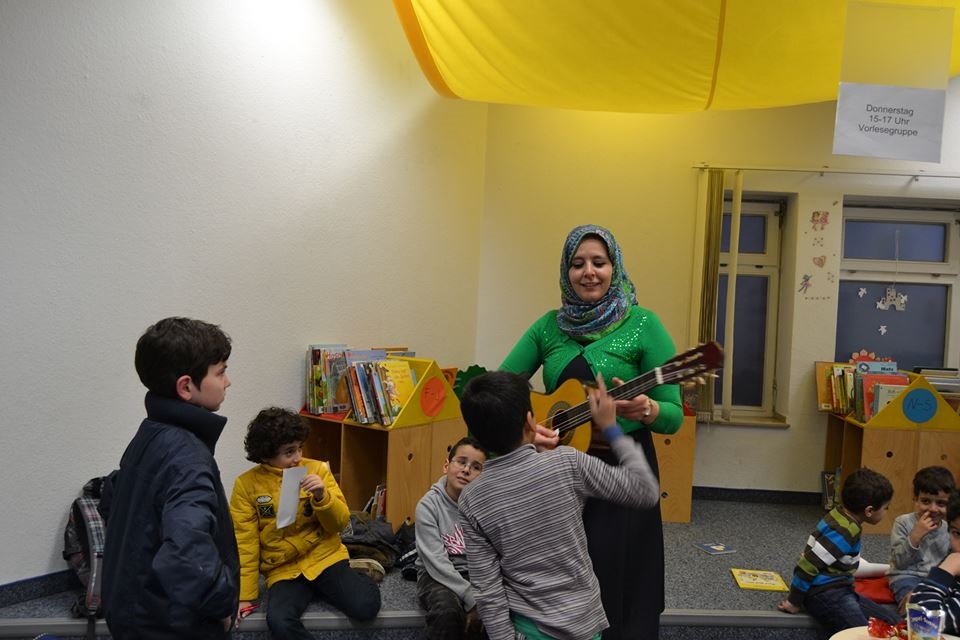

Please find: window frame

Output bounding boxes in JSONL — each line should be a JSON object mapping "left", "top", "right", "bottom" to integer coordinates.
{"left": 715, "top": 199, "right": 783, "bottom": 418}
{"left": 839, "top": 205, "right": 960, "bottom": 369}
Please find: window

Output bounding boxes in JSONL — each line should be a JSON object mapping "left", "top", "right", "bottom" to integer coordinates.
{"left": 714, "top": 199, "right": 783, "bottom": 416}
{"left": 835, "top": 201, "right": 960, "bottom": 371}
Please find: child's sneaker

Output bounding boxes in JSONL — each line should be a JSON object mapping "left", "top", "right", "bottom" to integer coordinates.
{"left": 349, "top": 558, "right": 385, "bottom": 583}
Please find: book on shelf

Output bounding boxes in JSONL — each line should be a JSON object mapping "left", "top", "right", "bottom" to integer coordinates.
{"left": 692, "top": 542, "right": 736, "bottom": 555}
{"left": 345, "top": 349, "right": 387, "bottom": 424}
{"left": 856, "top": 360, "right": 899, "bottom": 375}
{"left": 345, "top": 364, "right": 370, "bottom": 423}
{"left": 730, "top": 568, "right": 789, "bottom": 592}
{"left": 912, "top": 367, "right": 959, "bottom": 376}
{"left": 814, "top": 361, "right": 837, "bottom": 411}
{"left": 324, "top": 350, "right": 351, "bottom": 414}
{"left": 362, "top": 483, "right": 387, "bottom": 519}
{"left": 371, "top": 346, "right": 415, "bottom": 358}
{"left": 366, "top": 361, "right": 393, "bottom": 426}
{"left": 377, "top": 359, "right": 416, "bottom": 418}
{"left": 872, "top": 383, "right": 909, "bottom": 420}
{"left": 306, "top": 343, "right": 347, "bottom": 415}
{"left": 860, "top": 373, "right": 909, "bottom": 422}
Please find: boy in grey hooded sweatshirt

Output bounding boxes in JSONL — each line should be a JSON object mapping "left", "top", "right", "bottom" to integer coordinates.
{"left": 415, "top": 436, "right": 488, "bottom": 640}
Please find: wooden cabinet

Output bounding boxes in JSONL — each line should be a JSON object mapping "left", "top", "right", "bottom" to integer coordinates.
{"left": 652, "top": 415, "right": 696, "bottom": 523}
{"left": 300, "top": 357, "right": 466, "bottom": 529}
{"left": 823, "top": 375, "right": 960, "bottom": 534}
{"left": 301, "top": 413, "right": 466, "bottom": 527}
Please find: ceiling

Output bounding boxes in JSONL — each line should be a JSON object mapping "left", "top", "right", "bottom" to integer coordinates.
{"left": 393, "top": 0, "right": 960, "bottom": 114}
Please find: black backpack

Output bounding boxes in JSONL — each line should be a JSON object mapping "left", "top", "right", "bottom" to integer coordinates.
{"left": 62, "top": 475, "right": 113, "bottom": 638}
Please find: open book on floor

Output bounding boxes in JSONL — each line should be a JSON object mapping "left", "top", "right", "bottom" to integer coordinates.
{"left": 730, "top": 568, "right": 789, "bottom": 591}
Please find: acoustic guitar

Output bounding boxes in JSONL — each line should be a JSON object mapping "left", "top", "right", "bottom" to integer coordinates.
{"left": 529, "top": 341, "right": 723, "bottom": 452}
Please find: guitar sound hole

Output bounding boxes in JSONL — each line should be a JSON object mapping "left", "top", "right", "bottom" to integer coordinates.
{"left": 546, "top": 402, "right": 572, "bottom": 432}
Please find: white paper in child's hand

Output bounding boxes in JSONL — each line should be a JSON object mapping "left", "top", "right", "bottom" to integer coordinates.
{"left": 276, "top": 466, "right": 308, "bottom": 529}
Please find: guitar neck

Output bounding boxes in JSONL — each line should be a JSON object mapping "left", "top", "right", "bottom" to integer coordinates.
{"left": 552, "top": 369, "right": 662, "bottom": 436}
{"left": 545, "top": 341, "right": 722, "bottom": 437}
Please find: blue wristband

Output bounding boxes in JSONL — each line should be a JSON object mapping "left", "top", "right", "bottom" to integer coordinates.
{"left": 601, "top": 424, "right": 624, "bottom": 443}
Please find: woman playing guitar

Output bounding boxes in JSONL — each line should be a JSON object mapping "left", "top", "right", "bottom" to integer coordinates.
{"left": 500, "top": 224, "right": 682, "bottom": 640}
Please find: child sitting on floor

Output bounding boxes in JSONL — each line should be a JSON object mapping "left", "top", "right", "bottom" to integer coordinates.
{"left": 230, "top": 406, "right": 381, "bottom": 638}
{"left": 888, "top": 465, "right": 955, "bottom": 610}
{"left": 414, "top": 436, "right": 488, "bottom": 640}
{"left": 778, "top": 467, "right": 900, "bottom": 635}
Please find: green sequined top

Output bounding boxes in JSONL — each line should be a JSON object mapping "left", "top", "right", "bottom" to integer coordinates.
{"left": 500, "top": 305, "right": 683, "bottom": 435}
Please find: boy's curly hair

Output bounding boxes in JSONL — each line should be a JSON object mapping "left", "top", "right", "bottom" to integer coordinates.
{"left": 244, "top": 406, "right": 310, "bottom": 463}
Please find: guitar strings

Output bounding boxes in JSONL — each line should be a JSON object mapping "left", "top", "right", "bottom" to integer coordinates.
{"left": 549, "top": 366, "right": 698, "bottom": 435}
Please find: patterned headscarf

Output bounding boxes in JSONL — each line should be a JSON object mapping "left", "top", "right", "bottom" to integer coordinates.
{"left": 556, "top": 224, "right": 637, "bottom": 340}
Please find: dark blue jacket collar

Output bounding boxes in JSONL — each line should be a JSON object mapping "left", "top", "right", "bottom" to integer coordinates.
{"left": 144, "top": 392, "right": 227, "bottom": 454}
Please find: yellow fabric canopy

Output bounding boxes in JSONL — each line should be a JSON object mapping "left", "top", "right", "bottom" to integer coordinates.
{"left": 393, "top": 0, "right": 960, "bottom": 113}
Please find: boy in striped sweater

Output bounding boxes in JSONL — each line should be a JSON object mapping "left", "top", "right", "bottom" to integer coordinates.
{"left": 778, "top": 467, "right": 899, "bottom": 634}
{"left": 456, "top": 371, "right": 659, "bottom": 640}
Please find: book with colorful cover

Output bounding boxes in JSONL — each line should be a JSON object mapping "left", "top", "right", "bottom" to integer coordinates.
{"left": 345, "top": 349, "right": 386, "bottom": 423}
{"left": 861, "top": 373, "right": 909, "bottom": 422}
{"left": 856, "top": 360, "right": 898, "bottom": 374}
{"left": 354, "top": 361, "right": 379, "bottom": 423}
{"left": 377, "top": 359, "right": 416, "bottom": 417}
{"left": 814, "top": 361, "right": 838, "bottom": 412}
{"left": 307, "top": 343, "right": 346, "bottom": 414}
{"left": 323, "top": 350, "right": 351, "bottom": 414}
{"left": 692, "top": 542, "right": 736, "bottom": 555}
{"left": 872, "top": 383, "right": 909, "bottom": 420}
{"left": 365, "top": 361, "right": 392, "bottom": 426}
{"left": 730, "top": 568, "right": 789, "bottom": 592}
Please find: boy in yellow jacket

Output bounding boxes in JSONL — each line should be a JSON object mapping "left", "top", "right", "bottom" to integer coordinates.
{"left": 230, "top": 407, "right": 381, "bottom": 638}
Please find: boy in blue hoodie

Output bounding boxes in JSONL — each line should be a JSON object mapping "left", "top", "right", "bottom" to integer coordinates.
{"left": 415, "top": 436, "right": 488, "bottom": 640}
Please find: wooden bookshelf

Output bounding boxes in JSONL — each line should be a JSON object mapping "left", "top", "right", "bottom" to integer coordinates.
{"left": 301, "top": 357, "right": 466, "bottom": 529}
{"left": 823, "top": 374, "right": 960, "bottom": 534}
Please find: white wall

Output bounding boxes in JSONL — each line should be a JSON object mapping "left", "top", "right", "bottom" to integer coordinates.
{"left": 477, "top": 87, "right": 960, "bottom": 493}
{"left": 0, "top": 1, "right": 487, "bottom": 584}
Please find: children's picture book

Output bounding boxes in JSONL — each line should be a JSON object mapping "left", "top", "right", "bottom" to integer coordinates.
{"left": 377, "top": 359, "right": 416, "bottom": 416}
{"left": 730, "top": 568, "right": 789, "bottom": 592}
{"left": 692, "top": 542, "right": 736, "bottom": 555}
{"left": 306, "top": 343, "right": 347, "bottom": 414}
{"left": 872, "top": 383, "right": 908, "bottom": 419}
{"left": 861, "top": 373, "right": 909, "bottom": 422}
{"left": 814, "top": 361, "right": 838, "bottom": 412}
{"left": 323, "top": 350, "right": 351, "bottom": 414}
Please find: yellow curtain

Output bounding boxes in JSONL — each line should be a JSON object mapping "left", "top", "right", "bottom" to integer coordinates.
{"left": 393, "top": 0, "right": 960, "bottom": 114}
{"left": 696, "top": 169, "right": 724, "bottom": 419}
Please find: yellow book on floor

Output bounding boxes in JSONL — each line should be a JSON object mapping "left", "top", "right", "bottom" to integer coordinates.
{"left": 730, "top": 568, "right": 789, "bottom": 592}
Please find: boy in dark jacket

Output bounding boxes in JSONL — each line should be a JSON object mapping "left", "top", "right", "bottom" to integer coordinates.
{"left": 103, "top": 317, "right": 240, "bottom": 639}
